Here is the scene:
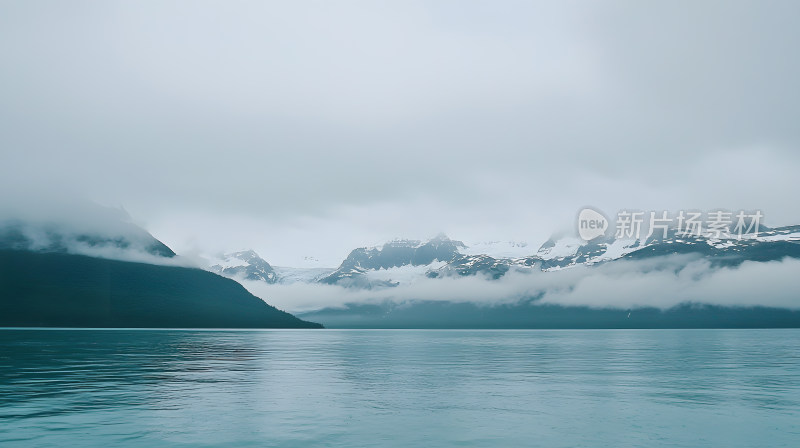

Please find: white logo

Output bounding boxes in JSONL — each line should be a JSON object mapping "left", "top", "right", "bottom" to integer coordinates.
{"left": 578, "top": 208, "right": 608, "bottom": 241}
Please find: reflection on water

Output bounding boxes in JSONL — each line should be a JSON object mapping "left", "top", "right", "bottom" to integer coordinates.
{"left": 1, "top": 329, "right": 799, "bottom": 447}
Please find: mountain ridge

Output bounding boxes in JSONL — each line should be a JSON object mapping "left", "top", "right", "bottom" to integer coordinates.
{"left": 215, "top": 226, "right": 800, "bottom": 288}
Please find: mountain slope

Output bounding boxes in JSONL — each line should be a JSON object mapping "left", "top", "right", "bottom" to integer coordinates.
{"left": 0, "top": 250, "right": 322, "bottom": 328}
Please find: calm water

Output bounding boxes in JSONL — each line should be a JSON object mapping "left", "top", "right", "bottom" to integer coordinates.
{"left": 1, "top": 329, "right": 799, "bottom": 447}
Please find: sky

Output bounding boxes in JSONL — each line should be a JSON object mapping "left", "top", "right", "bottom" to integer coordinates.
{"left": 2, "top": 0, "right": 799, "bottom": 267}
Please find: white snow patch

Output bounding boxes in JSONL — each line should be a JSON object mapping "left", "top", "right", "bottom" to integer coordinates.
{"left": 273, "top": 266, "right": 336, "bottom": 284}
{"left": 463, "top": 241, "right": 533, "bottom": 258}
{"left": 592, "top": 238, "right": 641, "bottom": 261}
{"left": 537, "top": 237, "right": 584, "bottom": 260}
{"left": 756, "top": 232, "right": 800, "bottom": 243}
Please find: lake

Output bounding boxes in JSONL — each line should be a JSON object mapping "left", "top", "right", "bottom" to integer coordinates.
{"left": 1, "top": 329, "right": 799, "bottom": 447}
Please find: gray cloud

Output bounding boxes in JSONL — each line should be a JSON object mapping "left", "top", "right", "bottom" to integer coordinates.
{"left": 1, "top": 1, "right": 799, "bottom": 263}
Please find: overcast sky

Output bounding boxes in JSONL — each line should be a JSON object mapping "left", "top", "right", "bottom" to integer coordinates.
{"left": 2, "top": 1, "right": 799, "bottom": 266}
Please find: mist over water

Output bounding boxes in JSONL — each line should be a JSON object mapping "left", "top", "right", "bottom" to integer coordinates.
{"left": 2, "top": 329, "right": 799, "bottom": 447}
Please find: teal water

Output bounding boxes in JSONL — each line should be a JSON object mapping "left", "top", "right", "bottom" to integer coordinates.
{"left": 1, "top": 329, "right": 799, "bottom": 447}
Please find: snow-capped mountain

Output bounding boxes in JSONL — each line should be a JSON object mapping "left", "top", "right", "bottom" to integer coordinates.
{"left": 521, "top": 224, "right": 799, "bottom": 270}
{"left": 318, "top": 234, "right": 466, "bottom": 287}
{"left": 209, "top": 250, "right": 277, "bottom": 283}
{"left": 208, "top": 250, "right": 336, "bottom": 284}
{"left": 209, "top": 225, "right": 800, "bottom": 289}
{"left": 621, "top": 225, "right": 800, "bottom": 266}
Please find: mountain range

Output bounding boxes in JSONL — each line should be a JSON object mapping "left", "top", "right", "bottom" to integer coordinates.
{"left": 3, "top": 204, "right": 800, "bottom": 329}
{"left": 208, "top": 225, "right": 800, "bottom": 287}
{"left": 206, "top": 226, "right": 800, "bottom": 329}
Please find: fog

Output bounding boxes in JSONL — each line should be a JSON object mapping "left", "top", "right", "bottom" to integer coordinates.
{"left": 241, "top": 256, "right": 800, "bottom": 313}
{"left": 0, "top": 196, "right": 201, "bottom": 267}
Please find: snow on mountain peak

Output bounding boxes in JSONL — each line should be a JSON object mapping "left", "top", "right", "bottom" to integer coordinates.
{"left": 462, "top": 241, "right": 533, "bottom": 258}
{"left": 536, "top": 236, "right": 584, "bottom": 260}
{"left": 209, "top": 249, "right": 277, "bottom": 283}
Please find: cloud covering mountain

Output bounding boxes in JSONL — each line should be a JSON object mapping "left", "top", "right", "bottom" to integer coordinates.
{"left": 238, "top": 250, "right": 800, "bottom": 314}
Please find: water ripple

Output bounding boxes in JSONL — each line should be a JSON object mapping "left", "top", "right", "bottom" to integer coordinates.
{"left": 1, "top": 329, "right": 799, "bottom": 447}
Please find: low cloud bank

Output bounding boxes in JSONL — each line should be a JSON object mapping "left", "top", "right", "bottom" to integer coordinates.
{"left": 0, "top": 197, "right": 202, "bottom": 268}
{"left": 241, "top": 255, "right": 800, "bottom": 313}
{"left": 60, "top": 244, "right": 202, "bottom": 268}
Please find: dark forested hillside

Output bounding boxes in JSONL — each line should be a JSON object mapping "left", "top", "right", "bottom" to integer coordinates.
{"left": 0, "top": 250, "right": 322, "bottom": 328}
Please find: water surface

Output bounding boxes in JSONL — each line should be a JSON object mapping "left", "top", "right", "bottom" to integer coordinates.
{"left": 1, "top": 329, "right": 799, "bottom": 447}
